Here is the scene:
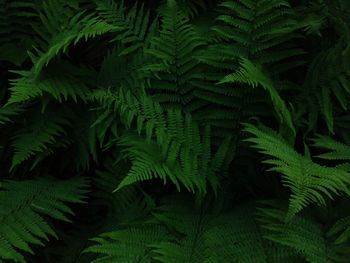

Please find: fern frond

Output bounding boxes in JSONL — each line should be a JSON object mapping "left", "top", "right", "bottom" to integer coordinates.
{"left": 84, "top": 225, "right": 168, "bottom": 263}
{"left": 7, "top": 68, "right": 90, "bottom": 104}
{"left": 0, "top": 176, "right": 88, "bottom": 262}
{"left": 91, "top": 88, "right": 231, "bottom": 194}
{"left": 244, "top": 123, "right": 350, "bottom": 220}
{"left": 143, "top": 0, "right": 206, "bottom": 109}
{"left": 96, "top": 0, "right": 158, "bottom": 55}
{"left": 327, "top": 216, "right": 350, "bottom": 245}
{"left": 30, "top": 10, "right": 117, "bottom": 78}
{"left": 212, "top": 0, "right": 302, "bottom": 68}
{"left": 221, "top": 58, "right": 294, "bottom": 133}
{"left": 0, "top": 104, "right": 24, "bottom": 125}
{"left": 11, "top": 109, "right": 70, "bottom": 170}
{"left": 257, "top": 201, "right": 350, "bottom": 263}
{"left": 313, "top": 135, "right": 350, "bottom": 161}
{"left": 98, "top": 47, "right": 146, "bottom": 91}
{"left": 0, "top": 0, "right": 38, "bottom": 65}
{"left": 152, "top": 199, "right": 300, "bottom": 263}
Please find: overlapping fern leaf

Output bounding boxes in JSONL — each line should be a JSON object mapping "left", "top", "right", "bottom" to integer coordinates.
{"left": 257, "top": 201, "right": 350, "bottom": 262}
{"left": 191, "top": 0, "right": 301, "bottom": 138}
{"left": 28, "top": 0, "right": 117, "bottom": 78}
{"left": 84, "top": 224, "right": 168, "bottom": 263}
{"left": 212, "top": 0, "right": 303, "bottom": 69}
{"left": 0, "top": 176, "right": 88, "bottom": 262}
{"left": 10, "top": 108, "right": 71, "bottom": 171}
{"left": 221, "top": 58, "right": 295, "bottom": 132}
{"left": 86, "top": 197, "right": 304, "bottom": 263}
{"left": 293, "top": 0, "right": 350, "bottom": 134}
{"left": 244, "top": 123, "right": 350, "bottom": 220}
{"left": 1, "top": 0, "right": 350, "bottom": 262}
{"left": 0, "top": 0, "right": 38, "bottom": 65}
{"left": 92, "top": 88, "right": 232, "bottom": 194}
{"left": 7, "top": 61, "right": 93, "bottom": 104}
{"left": 142, "top": 0, "right": 206, "bottom": 110}
{"left": 95, "top": 0, "right": 158, "bottom": 56}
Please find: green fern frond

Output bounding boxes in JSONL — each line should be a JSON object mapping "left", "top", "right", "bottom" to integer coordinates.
{"left": 91, "top": 88, "right": 231, "bottom": 194}
{"left": 30, "top": 10, "right": 117, "bottom": 78}
{"left": 158, "top": 0, "right": 212, "bottom": 18}
{"left": 212, "top": 0, "right": 302, "bottom": 68}
{"left": 143, "top": 0, "right": 206, "bottom": 109}
{"left": 152, "top": 199, "right": 301, "bottom": 263}
{"left": 327, "top": 216, "right": 350, "bottom": 245}
{"left": 96, "top": 0, "right": 158, "bottom": 55}
{"left": 84, "top": 225, "right": 168, "bottom": 263}
{"left": 116, "top": 127, "right": 230, "bottom": 195}
{"left": 11, "top": 109, "right": 70, "bottom": 170}
{"left": 221, "top": 58, "right": 295, "bottom": 133}
{"left": 98, "top": 47, "right": 146, "bottom": 92}
{"left": 7, "top": 69, "right": 90, "bottom": 104}
{"left": 0, "top": 176, "right": 88, "bottom": 262}
{"left": 257, "top": 201, "right": 350, "bottom": 263}
{"left": 0, "top": 104, "right": 24, "bottom": 125}
{"left": 0, "top": 0, "right": 38, "bottom": 65}
{"left": 313, "top": 135, "right": 350, "bottom": 161}
{"left": 244, "top": 123, "right": 350, "bottom": 220}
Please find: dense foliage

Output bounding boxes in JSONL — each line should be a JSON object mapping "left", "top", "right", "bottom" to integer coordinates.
{"left": 1, "top": 0, "right": 350, "bottom": 262}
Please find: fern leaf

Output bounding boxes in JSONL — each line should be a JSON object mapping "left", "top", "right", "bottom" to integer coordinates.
{"left": 244, "top": 123, "right": 350, "bottom": 220}
{"left": 11, "top": 110, "right": 70, "bottom": 170}
{"left": 0, "top": 176, "right": 88, "bottom": 262}
{"left": 257, "top": 201, "right": 350, "bottom": 263}
{"left": 221, "top": 58, "right": 295, "bottom": 133}
{"left": 313, "top": 135, "right": 350, "bottom": 161}
{"left": 143, "top": 0, "right": 206, "bottom": 109}
{"left": 84, "top": 225, "right": 168, "bottom": 263}
{"left": 0, "top": 104, "right": 24, "bottom": 125}
{"left": 31, "top": 10, "right": 117, "bottom": 78}
{"left": 96, "top": 0, "right": 158, "bottom": 55}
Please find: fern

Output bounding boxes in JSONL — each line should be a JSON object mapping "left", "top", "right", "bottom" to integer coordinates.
{"left": 142, "top": 0, "right": 206, "bottom": 110}
{"left": 95, "top": 0, "right": 158, "bottom": 55}
{"left": 313, "top": 135, "right": 350, "bottom": 161}
{"left": 327, "top": 216, "right": 350, "bottom": 245}
{"left": 87, "top": 198, "right": 303, "bottom": 263}
{"left": 30, "top": 5, "right": 117, "bottom": 78}
{"left": 212, "top": 0, "right": 303, "bottom": 70}
{"left": 0, "top": 176, "right": 88, "bottom": 262}
{"left": 84, "top": 225, "right": 168, "bottom": 263}
{"left": 0, "top": 104, "right": 24, "bottom": 125}
{"left": 0, "top": 0, "right": 38, "bottom": 65}
{"left": 221, "top": 58, "right": 295, "bottom": 133}
{"left": 293, "top": 0, "right": 350, "bottom": 133}
{"left": 257, "top": 201, "right": 350, "bottom": 262}
{"left": 7, "top": 64, "right": 91, "bottom": 104}
{"left": 244, "top": 123, "right": 350, "bottom": 220}
{"left": 1, "top": 0, "right": 350, "bottom": 261}
{"left": 92, "top": 88, "right": 231, "bottom": 194}
{"left": 10, "top": 109, "right": 70, "bottom": 171}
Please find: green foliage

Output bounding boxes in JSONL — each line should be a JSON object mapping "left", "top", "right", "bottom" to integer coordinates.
{"left": 257, "top": 201, "right": 350, "bottom": 262}
{"left": 244, "top": 123, "right": 350, "bottom": 220}
{"left": 0, "top": 177, "right": 88, "bottom": 262}
{"left": 85, "top": 225, "right": 168, "bottom": 262}
{"left": 10, "top": 108, "right": 70, "bottom": 171}
{"left": 143, "top": 0, "right": 206, "bottom": 110}
{"left": 221, "top": 58, "right": 294, "bottom": 133}
{"left": 0, "top": 0, "right": 350, "bottom": 262}
{"left": 95, "top": 0, "right": 158, "bottom": 55}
